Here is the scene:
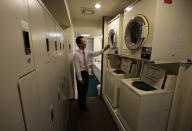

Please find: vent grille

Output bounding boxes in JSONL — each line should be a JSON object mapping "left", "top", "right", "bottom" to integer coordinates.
{"left": 81, "top": 8, "right": 95, "bottom": 15}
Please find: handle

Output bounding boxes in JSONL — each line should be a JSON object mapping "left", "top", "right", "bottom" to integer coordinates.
{"left": 55, "top": 41, "right": 57, "bottom": 51}
{"left": 58, "top": 88, "right": 61, "bottom": 101}
{"left": 50, "top": 104, "right": 54, "bottom": 127}
{"left": 22, "top": 31, "right": 31, "bottom": 55}
{"left": 51, "top": 109, "right": 54, "bottom": 122}
{"left": 46, "top": 38, "right": 49, "bottom": 52}
{"left": 60, "top": 42, "right": 62, "bottom": 50}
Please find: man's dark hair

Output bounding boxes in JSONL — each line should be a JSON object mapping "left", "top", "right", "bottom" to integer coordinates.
{"left": 76, "top": 36, "right": 84, "bottom": 47}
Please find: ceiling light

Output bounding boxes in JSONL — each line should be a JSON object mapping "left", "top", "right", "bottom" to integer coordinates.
{"left": 81, "top": 34, "right": 90, "bottom": 37}
{"left": 125, "top": 6, "right": 133, "bottom": 12}
{"left": 95, "top": 3, "right": 101, "bottom": 9}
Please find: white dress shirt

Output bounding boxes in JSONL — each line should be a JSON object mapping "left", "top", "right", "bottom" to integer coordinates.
{"left": 73, "top": 49, "right": 104, "bottom": 81}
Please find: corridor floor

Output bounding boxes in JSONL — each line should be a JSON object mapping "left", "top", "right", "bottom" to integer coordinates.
{"left": 67, "top": 97, "right": 119, "bottom": 131}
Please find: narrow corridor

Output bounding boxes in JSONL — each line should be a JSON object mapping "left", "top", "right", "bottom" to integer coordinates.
{"left": 67, "top": 97, "right": 119, "bottom": 131}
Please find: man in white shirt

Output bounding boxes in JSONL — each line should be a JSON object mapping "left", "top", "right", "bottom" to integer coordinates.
{"left": 73, "top": 36, "right": 110, "bottom": 111}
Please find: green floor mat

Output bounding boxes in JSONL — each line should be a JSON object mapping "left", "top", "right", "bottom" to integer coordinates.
{"left": 86, "top": 75, "right": 99, "bottom": 97}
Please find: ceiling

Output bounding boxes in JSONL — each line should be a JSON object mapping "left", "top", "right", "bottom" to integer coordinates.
{"left": 68, "top": 0, "right": 135, "bottom": 37}
{"left": 67, "top": 0, "right": 135, "bottom": 21}
{"left": 42, "top": 0, "right": 135, "bottom": 37}
{"left": 42, "top": 0, "right": 72, "bottom": 28}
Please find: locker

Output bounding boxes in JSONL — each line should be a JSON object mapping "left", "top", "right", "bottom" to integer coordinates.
{"left": 44, "top": 13, "right": 56, "bottom": 59}
{"left": 28, "top": 0, "right": 55, "bottom": 130}
{"left": 18, "top": 71, "right": 43, "bottom": 131}
{"left": 0, "top": 0, "right": 35, "bottom": 130}
{"left": 44, "top": 12, "right": 66, "bottom": 131}
{"left": 0, "top": 0, "right": 35, "bottom": 76}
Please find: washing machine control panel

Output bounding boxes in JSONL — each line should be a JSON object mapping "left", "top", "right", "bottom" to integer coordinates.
{"left": 141, "top": 64, "right": 166, "bottom": 90}
{"left": 141, "top": 47, "right": 152, "bottom": 59}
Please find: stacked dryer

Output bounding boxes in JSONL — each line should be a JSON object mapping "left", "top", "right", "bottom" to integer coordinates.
{"left": 122, "top": 0, "right": 192, "bottom": 63}
{"left": 108, "top": 14, "right": 124, "bottom": 55}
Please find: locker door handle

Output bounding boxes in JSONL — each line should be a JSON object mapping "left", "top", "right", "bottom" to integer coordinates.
{"left": 55, "top": 41, "right": 57, "bottom": 51}
{"left": 46, "top": 38, "right": 49, "bottom": 52}
{"left": 58, "top": 91, "right": 61, "bottom": 101}
{"left": 51, "top": 109, "right": 55, "bottom": 123}
{"left": 51, "top": 109, "right": 54, "bottom": 122}
{"left": 22, "top": 31, "right": 31, "bottom": 55}
{"left": 49, "top": 105, "right": 54, "bottom": 127}
{"left": 60, "top": 42, "right": 62, "bottom": 50}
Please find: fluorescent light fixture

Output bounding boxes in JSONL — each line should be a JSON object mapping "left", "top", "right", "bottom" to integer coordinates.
{"left": 81, "top": 34, "right": 90, "bottom": 37}
{"left": 125, "top": 6, "right": 133, "bottom": 12}
{"left": 95, "top": 3, "right": 101, "bottom": 9}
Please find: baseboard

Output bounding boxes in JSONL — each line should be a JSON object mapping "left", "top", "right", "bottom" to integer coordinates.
{"left": 103, "top": 95, "right": 127, "bottom": 131}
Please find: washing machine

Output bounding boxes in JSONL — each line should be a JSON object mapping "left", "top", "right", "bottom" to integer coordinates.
{"left": 122, "top": 0, "right": 192, "bottom": 63}
{"left": 108, "top": 14, "right": 123, "bottom": 55}
{"left": 105, "top": 58, "right": 141, "bottom": 108}
{"left": 117, "top": 64, "right": 177, "bottom": 131}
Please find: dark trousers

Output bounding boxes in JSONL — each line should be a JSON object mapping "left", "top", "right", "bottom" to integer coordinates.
{"left": 76, "top": 71, "right": 89, "bottom": 109}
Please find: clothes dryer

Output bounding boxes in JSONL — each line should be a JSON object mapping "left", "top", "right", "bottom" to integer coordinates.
{"left": 122, "top": 0, "right": 192, "bottom": 63}
{"left": 108, "top": 14, "right": 123, "bottom": 55}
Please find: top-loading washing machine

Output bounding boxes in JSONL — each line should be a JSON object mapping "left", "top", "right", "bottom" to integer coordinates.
{"left": 122, "top": 0, "right": 192, "bottom": 63}
{"left": 108, "top": 14, "right": 123, "bottom": 55}
{"left": 117, "top": 64, "right": 177, "bottom": 131}
{"left": 105, "top": 58, "right": 141, "bottom": 108}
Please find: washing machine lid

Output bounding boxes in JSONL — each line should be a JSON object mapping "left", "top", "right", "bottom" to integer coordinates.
{"left": 124, "top": 14, "right": 149, "bottom": 50}
{"left": 140, "top": 64, "right": 166, "bottom": 90}
{"left": 108, "top": 29, "right": 117, "bottom": 49}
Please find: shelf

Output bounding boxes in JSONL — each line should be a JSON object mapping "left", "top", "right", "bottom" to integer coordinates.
{"left": 106, "top": 53, "right": 153, "bottom": 63}
{"left": 106, "top": 53, "right": 121, "bottom": 56}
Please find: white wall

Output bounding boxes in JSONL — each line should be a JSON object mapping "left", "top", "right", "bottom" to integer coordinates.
{"left": 73, "top": 19, "right": 102, "bottom": 37}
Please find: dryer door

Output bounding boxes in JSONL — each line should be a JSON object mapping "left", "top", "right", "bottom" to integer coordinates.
{"left": 124, "top": 15, "right": 149, "bottom": 50}
{"left": 108, "top": 29, "right": 117, "bottom": 49}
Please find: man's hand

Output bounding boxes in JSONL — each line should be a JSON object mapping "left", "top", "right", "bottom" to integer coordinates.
{"left": 80, "top": 80, "right": 84, "bottom": 85}
{"left": 104, "top": 44, "right": 110, "bottom": 51}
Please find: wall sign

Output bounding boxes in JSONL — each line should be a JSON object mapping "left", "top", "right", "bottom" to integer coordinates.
{"left": 21, "top": 20, "right": 29, "bottom": 30}
{"left": 164, "top": 0, "right": 172, "bottom": 4}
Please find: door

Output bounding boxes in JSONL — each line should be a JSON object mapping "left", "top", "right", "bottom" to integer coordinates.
{"left": 108, "top": 29, "right": 117, "bottom": 49}
{"left": 172, "top": 65, "right": 192, "bottom": 131}
{"left": 0, "top": 0, "right": 35, "bottom": 76}
{"left": 124, "top": 14, "right": 148, "bottom": 51}
{"left": 18, "top": 71, "right": 42, "bottom": 131}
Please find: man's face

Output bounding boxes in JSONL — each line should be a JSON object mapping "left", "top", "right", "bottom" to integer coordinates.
{"left": 80, "top": 38, "right": 87, "bottom": 49}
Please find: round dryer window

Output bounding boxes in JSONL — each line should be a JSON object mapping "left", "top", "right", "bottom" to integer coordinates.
{"left": 108, "top": 29, "right": 117, "bottom": 49}
{"left": 124, "top": 15, "right": 149, "bottom": 50}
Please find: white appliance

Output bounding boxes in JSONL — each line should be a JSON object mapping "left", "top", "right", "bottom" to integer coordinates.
{"left": 118, "top": 64, "right": 177, "bottom": 131}
{"left": 108, "top": 14, "right": 123, "bottom": 55}
{"left": 105, "top": 59, "right": 141, "bottom": 108}
{"left": 122, "top": 0, "right": 192, "bottom": 63}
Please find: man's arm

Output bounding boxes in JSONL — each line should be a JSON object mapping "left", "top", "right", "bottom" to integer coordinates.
{"left": 88, "top": 44, "right": 110, "bottom": 57}
{"left": 73, "top": 54, "right": 83, "bottom": 84}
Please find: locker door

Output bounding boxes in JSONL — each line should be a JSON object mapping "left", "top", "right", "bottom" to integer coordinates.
{"left": 18, "top": 71, "right": 43, "bottom": 131}
{"left": 0, "top": 0, "right": 35, "bottom": 77}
